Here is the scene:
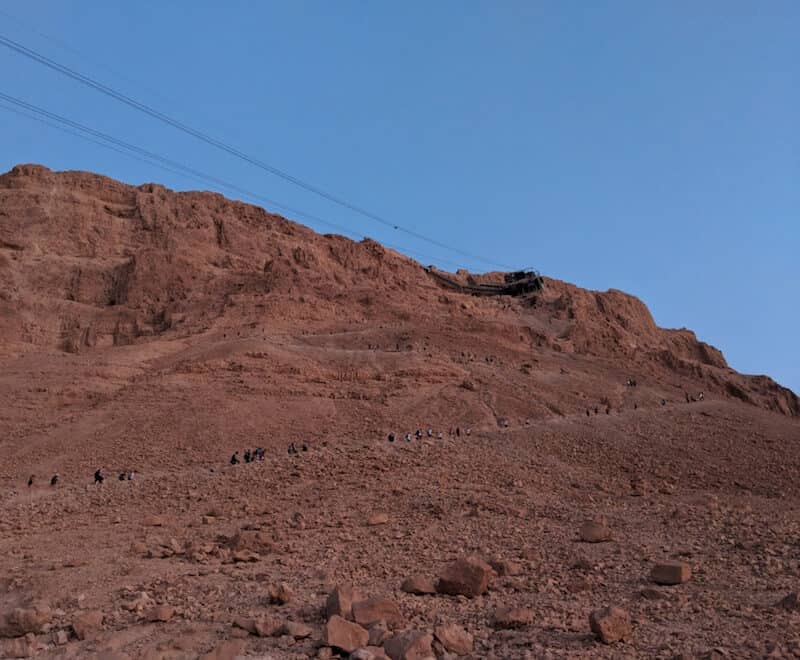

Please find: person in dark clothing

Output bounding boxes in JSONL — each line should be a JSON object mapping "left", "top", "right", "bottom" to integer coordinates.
{"left": 94, "top": 469, "right": 104, "bottom": 485}
{"left": 456, "top": 427, "right": 461, "bottom": 438}
{"left": 388, "top": 433, "right": 395, "bottom": 443}
{"left": 244, "top": 450, "right": 251, "bottom": 463}
{"left": 302, "top": 443, "right": 309, "bottom": 452}
{"left": 27, "top": 475, "right": 34, "bottom": 488}
{"left": 586, "top": 409, "right": 590, "bottom": 417}
{"left": 288, "top": 442, "right": 298, "bottom": 455}
{"left": 230, "top": 452, "right": 239, "bottom": 465}
{"left": 119, "top": 472, "right": 126, "bottom": 481}
{"left": 50, "top": 474, "right": 58, "bottom": 487}
{"left": 594, "top": 406, "right": 599, "bottom": 414}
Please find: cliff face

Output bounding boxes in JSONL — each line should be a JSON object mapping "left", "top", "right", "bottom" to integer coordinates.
{"left": 0, "top": 164, "right": 796, "bottom": 417}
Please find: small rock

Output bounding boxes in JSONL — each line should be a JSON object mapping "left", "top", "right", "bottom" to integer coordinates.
{"left": 589, "top": 606, "right": 632, "bottom": 644}
{"left": 233, "top": 617, "right": 258, "bottom": 635}
{"left": 352, "top": 596, "right": 404, "bottom": 628}
{"left": 72, "top": 610, "right": 104, "bottom": 641}
{"left": 53, "top": 629, "right": 69, "bottom": 646}
{"left": 383, "top": 630, "right": 434, "bottom": 660}
{"left": 651, "top": 561, "right": 691, "bottom": 585}
{"left": 145, "top": 515, "right": 165, "bottom": 527}
{"left": 434, "top": 623, "right": 473, "bottom": 655}
{"left": 324, "top": 615, "right": 369, "bottom": 653}
{"left": 436, "top": 556, "right": 496, "bottom": 598}
{"left": 493, "top": 606, "right": 534, "bottom": 629}
{"left": 267, "top": 582, "right": 293, "bottom": 605}
{"left": 368, "top": 513, "right": 390, "bottom": 526}
{"left": 579, "top": 521, "right": 612, "bottom": 543}
{"left": 401, "top": 575, "right": 436, "bottom": 595}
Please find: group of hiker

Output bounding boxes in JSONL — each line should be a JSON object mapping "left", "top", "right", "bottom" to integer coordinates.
{"left": 229, "top": 442, "right": 309, "bottom": 465}
{"left": 387, "top": 426, "right": 471, "bottom": 443}
{"left": 26, "top": 468, "right": 135, "bottom": 489}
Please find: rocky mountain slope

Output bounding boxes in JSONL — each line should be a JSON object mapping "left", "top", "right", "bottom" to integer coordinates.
{"left": 1, "top": 164, "right": 799, "bottom": 659}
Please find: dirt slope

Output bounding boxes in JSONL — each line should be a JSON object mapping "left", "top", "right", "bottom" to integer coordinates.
{"left": 1, "top": 164, "right": 799, "bottom": 659}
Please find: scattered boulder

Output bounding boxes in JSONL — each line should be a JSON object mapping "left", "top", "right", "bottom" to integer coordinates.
{"left": 434, "top": 623, "right": 473, "bottom": 655}
{"left": 368, "top": 513, "right": 390, "bottom": 526}
{"left": 323, "top": 615, "right": 368, "bottom": 653}
{"left": 72, "top": 610, "right": 105, "bottom": 641}
{"left": 233, "top": 617, "right": 258, "bottom": 635}
{"left": 368, "top": 621, "right": 392, "bottom": 646}
{"left": 493, "top": 606, "right": 534, "bottom": 629}
{"left": 436, "top": 556, "right": 496, "bottom": 597}
{"left": 401, "top": 575, "right": 436, "bottom": 595}
{"left": 254, "top": 616, "right": 284, "bottom": 637}
{"left": 352, "top": 596, "right": 404, "bottom": 628}
{"left": 589, "top": 606, "right": 632, "bottom": 644}
{"left": 267, "top": 582, "right": 293, "bottom": 605}
{"left": 0, "top": 604, "right": 52, "bottom": 637}
{"left": 282, "top": 621, "right": 312, "bottom": 639}
{"left": 326, "top": 585, "right": 362, "bottom": 621}
{"left": 145, "top": 605, "right": 175, "bottom": 623}
{"left": 1, "top": 635, "right": 38, "bottom": 659}
{"left": 651, "top": 561, "right": 691, "bottom": 585}
{"left": 383, "top": 630, "right": 434, "bottom": 660}
{"left": 579, "top": 521, "right": 612, "bottom": 543}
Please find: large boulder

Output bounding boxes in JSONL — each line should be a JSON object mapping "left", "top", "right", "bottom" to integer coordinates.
{"left": 651, "top": 561, "right": 691, "bottom": 585}
{"left": 434, "top": 623, "right": 473, "bottom": 655}
{"left": 589, "top": 606, "right": 632, "bottom": 644}
{"left": 72, "top": 610, "right": 105, "bottom": 641}
{"left": 400, "top": 576, "right": 436, "bottom": 596}
{"left": 493, "top": 606, "right": 534, "bottom": 629}
{"left": 436, "top": 556, "right": 496, "bottom": 597}
{"left": 352, "top": 597, "right": 404, "bottom": 628}
{"left": 323, "top": 615, "right": 368, "bottom": 653}
{"left": 383, "top": 630, "right": 434, "bottom": 660}
{"left": 0, "top": 604, "right": 52, "bottom": 637}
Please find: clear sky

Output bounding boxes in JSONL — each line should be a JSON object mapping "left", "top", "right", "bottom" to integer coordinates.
{"left": 1, "top": 2, "right": 798, "bottom": 394}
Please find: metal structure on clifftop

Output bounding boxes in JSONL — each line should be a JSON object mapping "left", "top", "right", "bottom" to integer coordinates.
{"left": 424, "top": 267, "right": 544, "bottom": 297}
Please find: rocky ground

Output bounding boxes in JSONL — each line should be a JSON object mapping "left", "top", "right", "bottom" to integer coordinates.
{"left": 1, "top": 165, "right": 799, "bottom": 659}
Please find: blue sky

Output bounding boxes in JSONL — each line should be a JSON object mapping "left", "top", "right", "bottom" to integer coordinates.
{"left": 1, "top": 2, "right": 798, "bottom": 393}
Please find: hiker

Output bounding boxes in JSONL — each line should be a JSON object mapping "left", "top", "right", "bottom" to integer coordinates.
{"left": 698, "top": 391, "right": 704, "bottom": 401}
{"left": 415, "top": 429, "right": 422, "bottom": 440}
{"left": 288, "top": 442, "right": 298, "bottom": 455}
{"left": 606, "top": 407, "right": 610, "bottom": 415}
{"left": 661, "top": 399, "right": 666, "bottom": 406}
{"left": 427, "top": 428, "right": 433, "bottom": 437}
{"left": 466, "top": 427, "right": 471, "bottom": 436}
{"left": 127, "top": 470, "right": 135, "bottom": 481}
{"left": 634, "top": 402, "right": 638, "bottom": 410}
{"left": 405, "top": 433, "right": 411, "bottom": 443}
{"left": 685, "top": 392, "right": 691, "bottom": 403}
{"left": 230, "top": 451, "right": 239, "bottom": 465}
{"left": 50, "top": 474, "right": 58, "bottom": 487}
{"left": 586, "top": 409, "right": 590, "bottom": 417}
{"left": 119, "top": 472, "right": 126, "bottom": 481}
{"left": 244, "top": 450, "right": 251, "bottom": 463}
{"left": 388, "top": 433, "right": 395, "bottom": 443}
{"left": 594, "top": 406, "right": 599, "bottom": 415}
{"left": 94, "top": 469, "right": 104, "bottom": 485}
{"left": 27, "top": 475, "right": 34, "bottom": 488}
{"left": 436, "top": 432, "right": 443, "bottom": 439}
{"left": 302, "top": 443, "right": 309, "bottom": 452}
{"left": 456, "top": 427, "right": 461, "bottom": 438}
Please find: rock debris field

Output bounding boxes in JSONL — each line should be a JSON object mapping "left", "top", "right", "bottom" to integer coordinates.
{"left": 1, "top": 165, "right": 799, "bottom": 659}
